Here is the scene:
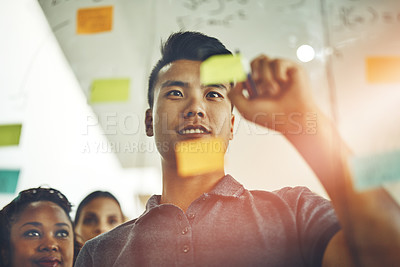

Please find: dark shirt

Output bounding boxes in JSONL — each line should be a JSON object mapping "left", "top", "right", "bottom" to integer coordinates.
{"left": 75, "top": 175, "right": 340, "bottom": 267}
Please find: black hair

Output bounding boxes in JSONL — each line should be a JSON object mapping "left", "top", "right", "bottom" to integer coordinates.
{"left": 0, "top": 187, "right": 82, "bottom": 267}
{"left": 74, "top": 190, "right": 123, "bottom": 226}
{"left": 147, "top": 31, "right": 232, "bottom": 108}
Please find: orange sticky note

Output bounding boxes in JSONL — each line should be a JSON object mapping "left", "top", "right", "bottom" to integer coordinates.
{"left": 366, "top": 57, "right": 400, "bottom": 83}
{"left": 175, "top": 138, "right": 225, "bottom": 177}
{"left": 77, "top": 6, "right": 113, "bottom": 34}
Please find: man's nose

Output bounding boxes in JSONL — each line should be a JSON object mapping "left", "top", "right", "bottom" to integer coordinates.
{"left": 185, "top": 111, "right": 204, "bottom": 118}
{"left": 183, "top": 96, "right": 205, "bottom": 119}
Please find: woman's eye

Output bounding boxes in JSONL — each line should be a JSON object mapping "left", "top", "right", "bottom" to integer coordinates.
{"left": 206, "top": 91, "right": 223, "bottom": 98}
{"left": 166, "top": 90, "right": 183, "bottom": 97}
{"left": 23, "top": 230, "right": 40, "bottom": 238}
{"left": 56, "top": 230, "right": 69, "bottom": 238}
{"left": 83, "top": 216, "right": 98, "bottom": 225}
{"left": 108, "top": 217, "right": 119, "bottom": 226}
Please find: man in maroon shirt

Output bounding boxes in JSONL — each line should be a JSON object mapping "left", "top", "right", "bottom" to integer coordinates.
{"left": 76, "top": 31, "right": 400, "bottom": 267}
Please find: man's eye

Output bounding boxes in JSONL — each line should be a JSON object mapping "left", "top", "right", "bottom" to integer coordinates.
{"left": 23, "top": 230, "right": 40, "bottom": 238}
{"left": 56, "top": 230, "right": 69, "bottom": 238}
{"left": 206, "top": 91, "right": 223, "bottom": 98}
{"left": 166, "top": 90, "right": 183, "bottom": 97}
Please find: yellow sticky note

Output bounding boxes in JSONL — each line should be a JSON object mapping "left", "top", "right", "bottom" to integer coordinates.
{"left": 366, "top": 57, "right": 400, "bottom": 83}
{"left": 0, "top": 124, "right": 22, "bottom": 147}
{"left": 176, "top": 138, "right": 225, "bottom": 177}
{"left": 90, "top": 78, "right": 130, "bottom": 103}
{"left": 200, "top": 54, "right": 247, "bottom": 84}
{"left": 77, "top": 6, "right": 113, "bottom": 34}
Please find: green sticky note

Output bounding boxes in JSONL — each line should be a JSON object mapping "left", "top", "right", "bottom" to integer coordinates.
{"left": 90, "top": 78, "right": 130, "bottom": 103}
{"left": 0, "top": 124, "right": 22, "bottom": 146}
{"left": 350, "top": 149, "right": 400, "bottom": 191}
{"left": 0, "top": 170, "right": 20, "bottom": 193}
{"left": 200, "top": 54, "right": 247, "bottom": 84}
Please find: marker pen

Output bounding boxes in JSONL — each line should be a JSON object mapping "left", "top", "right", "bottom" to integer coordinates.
{"left": 236, "top": 51, "right": 258, "bottom": 98}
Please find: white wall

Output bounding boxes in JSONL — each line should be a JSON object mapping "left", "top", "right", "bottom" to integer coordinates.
{"left": 3, "top": 0, "right": 399, "bottom": 217}
{"left": 0, "top": 0, "right": 161, "bottom": 219}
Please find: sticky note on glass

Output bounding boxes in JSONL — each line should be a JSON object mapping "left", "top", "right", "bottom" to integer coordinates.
{"left": 0, "top": 124, "right": 22, "bottom": 147}
{"left": 350, "top": 149, "right": 400, "bottom": 191}
{"left": 366, "top": 57, "right": 400, "bottom": 83}
{"left": 200, "top": 54, "right": 247, "bottom": 84}
{"left": 90, "top": 78, "right": 129, "bottom": 103}
{"left": 77, "top": 6, "right": 113, "bottom": 34}
{"left": 176, "top": 138, "right": 225, "bottom": 177}
{"left": 0, "top": 170, "right": 20, "bottom": 193}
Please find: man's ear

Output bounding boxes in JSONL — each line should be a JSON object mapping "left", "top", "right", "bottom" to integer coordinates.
{"left": 229, "top": 114, "right": 235, "bottom": 140}
{"left": 145, "top": 109, "right": 154, "bottom": 137}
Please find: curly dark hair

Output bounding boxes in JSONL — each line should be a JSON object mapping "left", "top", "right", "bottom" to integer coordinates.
{"left": 0, "top": 187, "right": 82, "bottom": 267}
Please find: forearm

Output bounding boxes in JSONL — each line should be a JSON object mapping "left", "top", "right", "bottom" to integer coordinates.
{"left": 283, "top": 108, "right": 352, "bottom": 202}
{"left": 284, "top": 109, "right": 400, "bottom": 266}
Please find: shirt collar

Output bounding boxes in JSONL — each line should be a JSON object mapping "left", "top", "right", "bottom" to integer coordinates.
{"left": 144, "top": 174, "right": 244, "bottom": 212}
{"left": 208, "top": 174, "right": 245, "bottom": 198}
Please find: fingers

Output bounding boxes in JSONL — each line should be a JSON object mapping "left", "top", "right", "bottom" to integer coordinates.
{"left": 251, "top": 55, "right": 278, "bottom": 96}
{"left": 250, "top": 55, "right": 298, "bottom": 97}
{"left": 229, "top": 55, "right": 302, "bottom": 108}
{"left": 272, "top": 59, "right": 291, "bottom": 84}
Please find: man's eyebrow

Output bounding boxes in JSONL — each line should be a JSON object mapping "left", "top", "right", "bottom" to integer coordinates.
{"left": 160, "top": 80, "right": 189, "bottom": 89}
{"left": 202, "top": 84, "right": 228, "bottom": 90}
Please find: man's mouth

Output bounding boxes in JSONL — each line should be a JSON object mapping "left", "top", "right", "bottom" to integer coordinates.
{"left": 178, "top": 125, "right": 210, "bottom": 135}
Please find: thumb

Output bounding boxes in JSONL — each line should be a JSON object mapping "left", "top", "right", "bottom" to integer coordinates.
{"left": 228, "top": 82, "right": 251, "bottom": 116}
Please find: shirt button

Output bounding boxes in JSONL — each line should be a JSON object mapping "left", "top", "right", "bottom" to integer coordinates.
{"left": 182, "top": 245, "right": 190, "bottom": 253}
{"left": 181, "top": 227, "right": 188, "bottom": 235}
{"left": 188, "top": 214, "right": 195, "bottom": 220}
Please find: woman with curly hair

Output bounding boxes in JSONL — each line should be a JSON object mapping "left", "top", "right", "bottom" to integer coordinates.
{"left": 0, "top": 187, "right": 81, "bottom": 267}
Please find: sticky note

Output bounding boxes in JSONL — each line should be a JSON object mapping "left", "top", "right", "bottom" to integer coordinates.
{"left": 200, "top": 54, "right": 247, "bottom": 84}
{"left": 366, "top": 57, "right": 400, "bottom": 83}
{"left": 175, "top": 138, "right": 225, "bottom": 177}
{"left": 350, "top": 149, "right": 400, "bottom": 191}
{"left": 0, "top": 124, "right": 22, "bottom": 147}
{"left": 90, "top": 78, "right": 130, "bottom": 103}
{"left": 77, "top": 6, "right": 113, "bottom": 34}
{"left": 0, "top": 170, "right": 20, "bottom": 193}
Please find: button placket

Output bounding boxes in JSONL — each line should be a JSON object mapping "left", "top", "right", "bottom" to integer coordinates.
{"left": 182, "top": 245, "right": 190, "bottom": 253}
{"left": 181, "top": 226, "right": 188, "bottom": 235}
{"left": 176, "top": 211, "right": 193, "bottom": 265}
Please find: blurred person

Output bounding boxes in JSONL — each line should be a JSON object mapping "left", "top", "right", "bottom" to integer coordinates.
{"left": 74, "top": 191, "right": 124, "bottom": 244}
{"left": 0, "top": 187, "right": 81, "bottom": 267}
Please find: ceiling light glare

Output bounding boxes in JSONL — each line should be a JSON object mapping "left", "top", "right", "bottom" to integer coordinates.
{"left": 296, "top": 45, "right": 315, "bottom": 63}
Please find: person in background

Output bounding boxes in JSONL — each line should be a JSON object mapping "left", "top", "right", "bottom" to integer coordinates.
{"left": 0, "top": 187, "right": 81, "bottom": 267}
{"left": 74, "top": 190, "right": 125, "bottom": 244}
